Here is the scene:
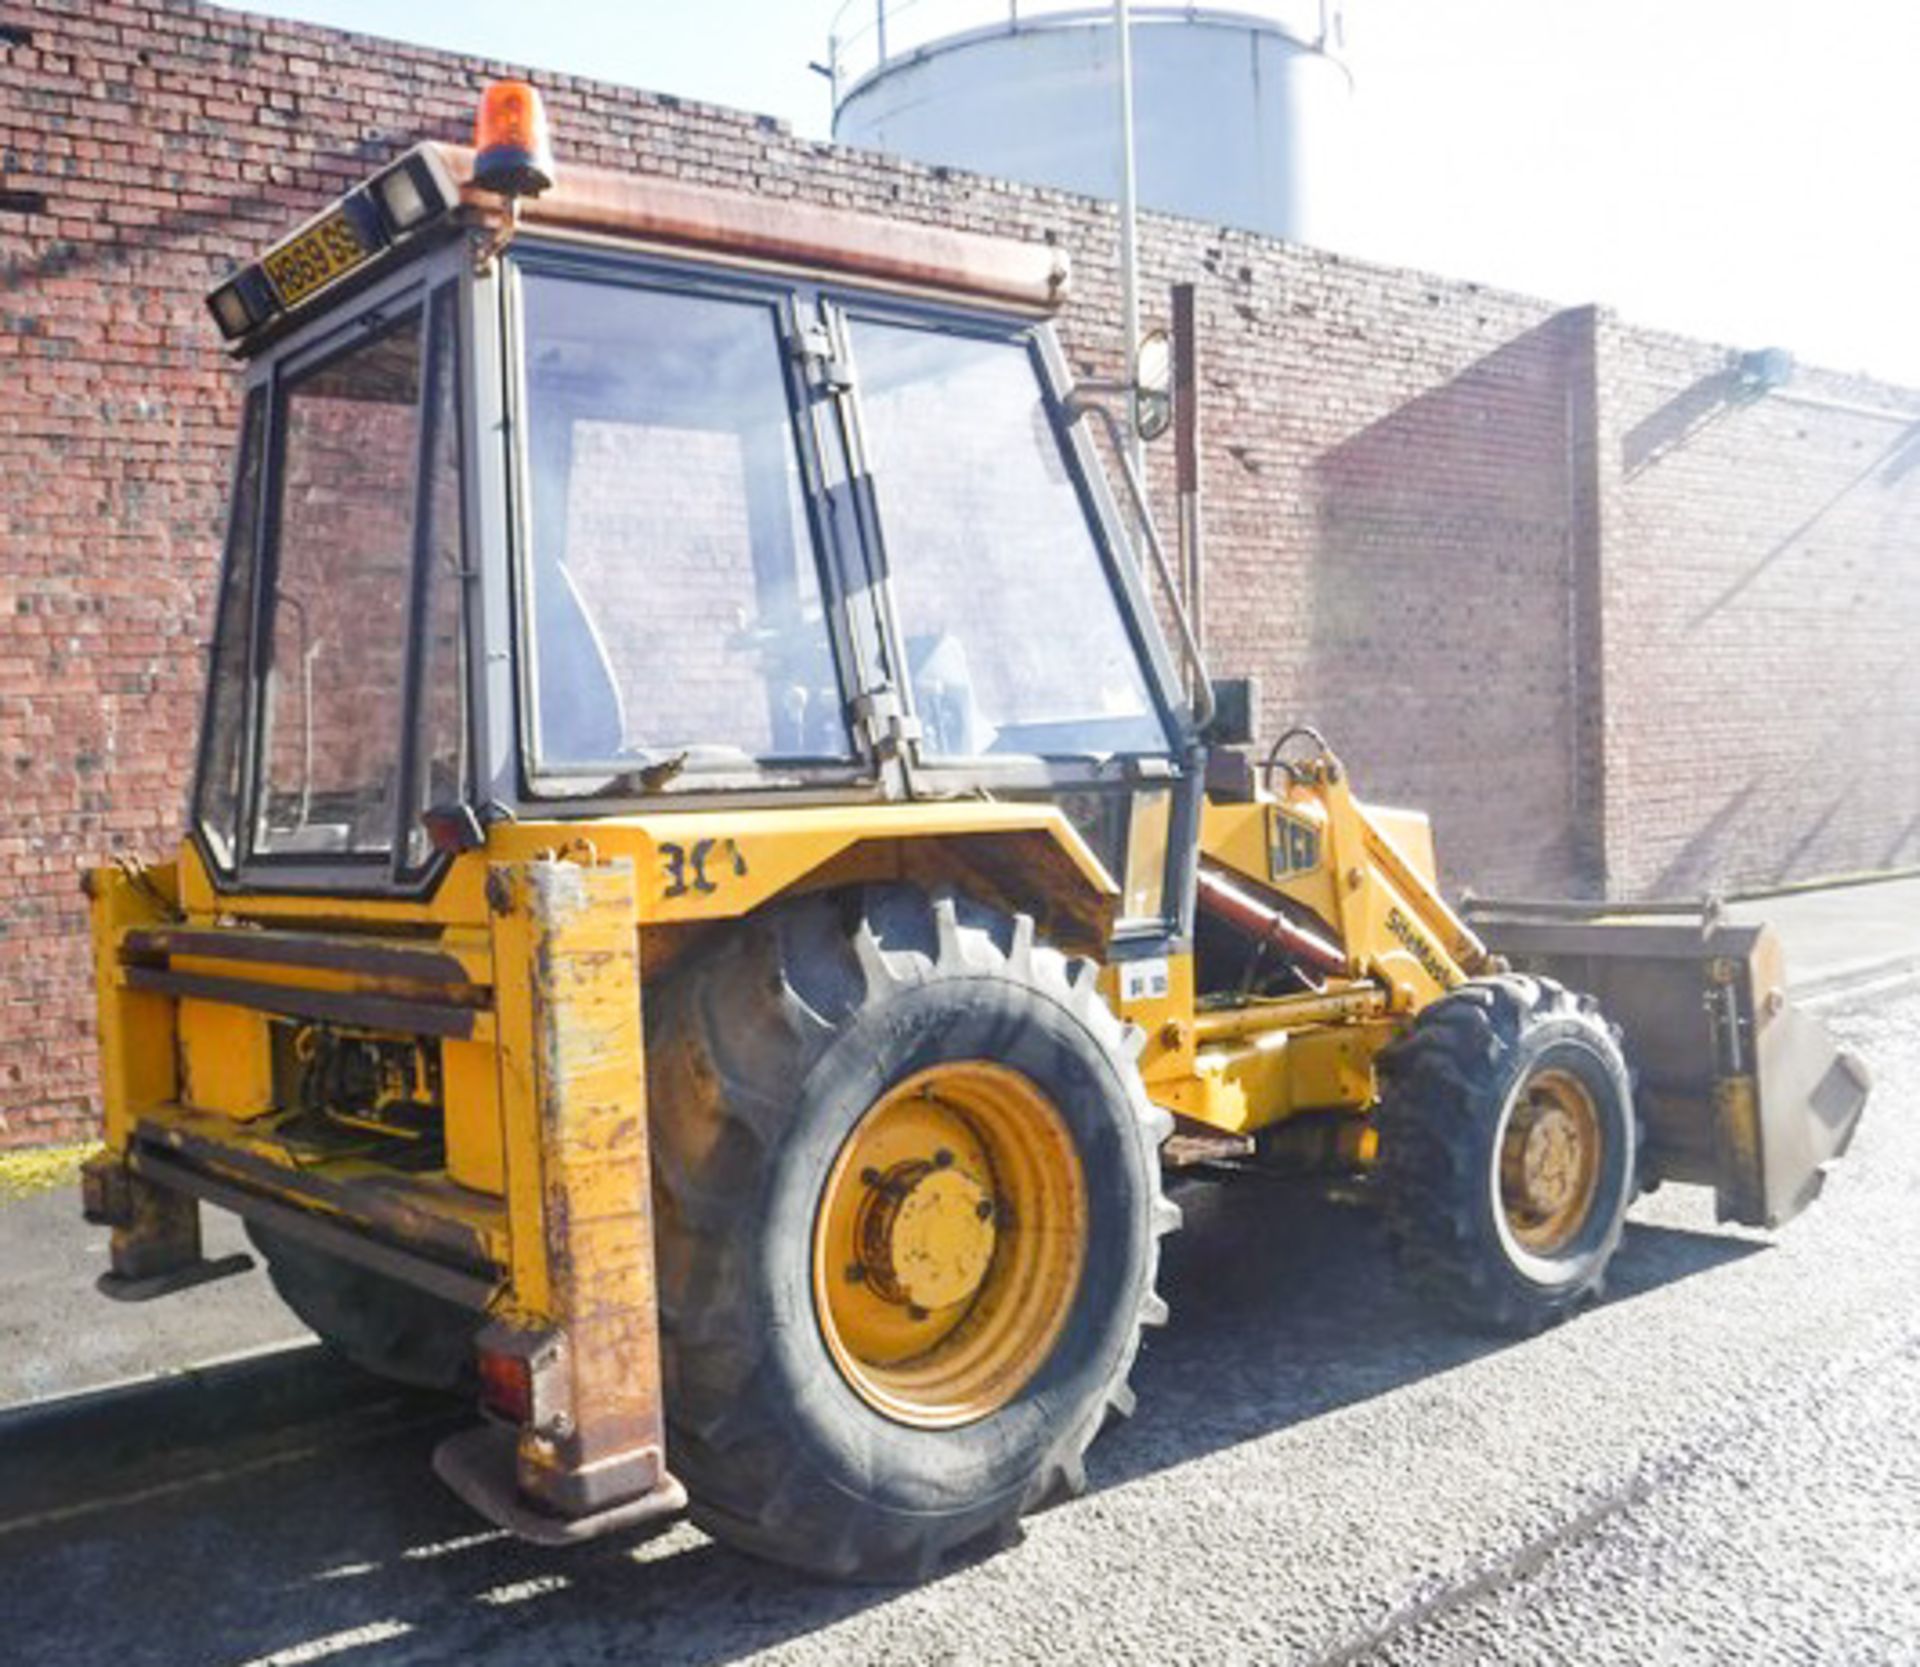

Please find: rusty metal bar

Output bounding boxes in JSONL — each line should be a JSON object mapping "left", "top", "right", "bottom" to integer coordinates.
{"left": 121, "top": 966, "right": 483, "bottom": 1039}
{"left": 134, "top": 1115, "right": 499, "bottom": 1266}
{"left": 123, "top": 925, "right": 476, "bottom": 986}
{"left": 1173, "top": 280, "right": 1203, "bottom": 663}
{"left": 483, "top": 860, "right": 675, "bottom": 1525}
{"left": 434, "top": 143, "right": 1071, "bottom": 312}
{"left": 130, "top": 1145, "right": 497, "bottom": 1309}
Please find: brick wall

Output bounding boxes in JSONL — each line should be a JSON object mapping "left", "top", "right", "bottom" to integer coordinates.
{"left": 1171, "top": 265, "right": 1594, "bottom": 894}
{"left": 3, "top": 0, "right": 1917, "bottom": 1144}
{"left": 1594, "top": 324, "right": 1920, "bottom": 896}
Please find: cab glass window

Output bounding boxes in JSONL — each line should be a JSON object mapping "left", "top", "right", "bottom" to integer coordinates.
{"left": 520, "top": 271, "right": 846, "bottom": 773}
{"left": 194, "top": 387, "right": 268, "bottom": 867}
{"left": 255, "top": 310, "right": 424, "bottom": 856}
{"left": 402, "top": 287, "right": 469, "bottom": 871}
{"left": 849, "top": 321, "right": 1169, "bottom": 760}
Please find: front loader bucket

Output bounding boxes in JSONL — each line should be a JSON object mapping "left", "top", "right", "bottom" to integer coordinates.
{"left": 1463, "top": 900, "right": 1870, "bottom": 1229}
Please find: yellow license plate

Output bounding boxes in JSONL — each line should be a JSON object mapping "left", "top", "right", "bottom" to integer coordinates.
{"left": 262, "top": 210, "right": 373, "bottom": 307}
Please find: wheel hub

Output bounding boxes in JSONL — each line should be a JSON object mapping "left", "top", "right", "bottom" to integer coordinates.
{"left": 1515, "top": 1106, "right": 1582, "bottom": 1216}
{"left": 1499, "top": 1068, "right": 1603, "bottom": 1254}
{"left": 812, "top": 1061, "right": 1088, "bottom": 1429}
{"left": 856, "top": 1158, "right": 997, "bottom": 1311}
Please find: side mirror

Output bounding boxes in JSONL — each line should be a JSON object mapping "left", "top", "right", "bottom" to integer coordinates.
{"left": 1133, "top": 328, "right": 1172, "bottom": 442}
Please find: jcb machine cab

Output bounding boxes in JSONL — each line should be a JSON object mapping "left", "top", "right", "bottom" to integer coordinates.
{"left": 83, "top": 86, "right": 1868, "bottom": 1578}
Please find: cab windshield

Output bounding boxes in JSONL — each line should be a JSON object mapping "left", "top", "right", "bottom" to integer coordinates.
{"left": 517, "top": 263, "right": 1172, "bottom": 786}
{"left": 520, "top": 271, "right": 845, "bottom": 774}
{"left": 847, "top": 319, "right": 1168, "bottom": 760}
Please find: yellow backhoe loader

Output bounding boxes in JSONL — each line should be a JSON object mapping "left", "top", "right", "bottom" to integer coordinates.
{"left": 79, "top": 83, "right": 1868, "bottom": 1580}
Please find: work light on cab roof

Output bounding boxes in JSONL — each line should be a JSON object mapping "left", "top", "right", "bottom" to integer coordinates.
{"left": 201, "top": 143, "right": 458, "bottom": 343}
{"left": 473, "top": 79, "right": 554, "bottom": 198}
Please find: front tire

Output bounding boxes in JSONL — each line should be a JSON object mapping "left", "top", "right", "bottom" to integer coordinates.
{"left": 1376, "top": 975, "right": 1636, "bottom": 1335}
{"left": 647, "top": 886, "right": 1176, "bottom": 1581}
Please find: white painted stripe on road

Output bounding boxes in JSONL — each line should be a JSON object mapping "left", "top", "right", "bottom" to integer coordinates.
{"left": 474, "top": 1573, "right": 570, "bottom": 1606}
{"left": 401, "top": 1527, "right": 508, "bottom": 1560}
{"left": 230, "top": 1619, "right": 414, "bottom": 1666}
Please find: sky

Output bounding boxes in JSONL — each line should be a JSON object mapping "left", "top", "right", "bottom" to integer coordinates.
{"left": 211, "top": 1, "right": 1918, "bottom": 385}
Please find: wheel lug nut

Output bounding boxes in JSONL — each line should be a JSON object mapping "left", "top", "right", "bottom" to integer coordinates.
{"left": 933, "top": 1148, "right": 954, "bottom": 1168}
{"left": 844, "top": 1263, "right": 866, "bottom": 1284}
{"left": 907, "top": 1304, "right": 929, "bottom": 1321}
{"left": 976, "top": 1200, "right": 994, "bottom": 1221}
{"left": 860, "top": 1167, "right": 881, "bottom": 1187}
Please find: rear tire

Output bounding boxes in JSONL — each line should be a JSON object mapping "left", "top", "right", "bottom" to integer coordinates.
{"left": 247, "top": 1223, "right": 477, "bottom": 1392}
{"left": 1376, "top": 975, "right": 1636, "bottom": 1335}
{"left": 647, "top": 885, "right": 1176, "bottom": 1582}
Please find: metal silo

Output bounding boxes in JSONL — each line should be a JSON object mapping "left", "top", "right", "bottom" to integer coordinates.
{"left": 825, "top": 2, "right": 1354, "bottom": 246}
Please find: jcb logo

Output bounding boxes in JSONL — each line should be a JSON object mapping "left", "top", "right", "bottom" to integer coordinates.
{"left": 1268, "top": 808, "right": 1322, "bottom": 881}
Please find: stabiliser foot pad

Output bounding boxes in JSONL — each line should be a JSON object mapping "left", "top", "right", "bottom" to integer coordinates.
{"left": 433, "top": 1423, "right": 689, "bottom": 1546}
{"left": 97, "top": 1253, "right": 256, "bottom": 1303}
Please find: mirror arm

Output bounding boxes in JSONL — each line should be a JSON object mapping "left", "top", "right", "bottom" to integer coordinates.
{"left": 1066, "top": 391, "right": 1216, "bottom": 736}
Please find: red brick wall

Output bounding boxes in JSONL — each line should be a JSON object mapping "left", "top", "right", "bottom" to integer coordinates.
{"left": 1165, "top": 268, "right": 1595, "bottom": 894}
{"left": 3, "top": 0, "right": 1917, "bottom": 1143}
{"left": 1594, "top": 323, "right": 1920, "bottom": 896}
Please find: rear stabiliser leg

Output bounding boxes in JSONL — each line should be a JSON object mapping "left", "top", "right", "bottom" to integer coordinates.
{"left": 436, "top": 858, "right": 685, "bottom": 1543}
{"left": 81, "top": 1154, "right": 254, "bottom": 1301}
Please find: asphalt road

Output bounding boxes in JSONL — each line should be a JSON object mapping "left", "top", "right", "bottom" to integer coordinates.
{"left": 4, "top": 988, "right": 1917, "bottom": 1666}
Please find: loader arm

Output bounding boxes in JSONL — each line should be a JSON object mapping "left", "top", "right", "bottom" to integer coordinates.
{"left": 1145, "top": 742, "right": 1494, "bottom": 1143}
{"left": 1174, "top": 737, "right": 1866, "bottom": 1235}
{"left": 1198, "top": 745, "right": 1493, "bottom": 1010}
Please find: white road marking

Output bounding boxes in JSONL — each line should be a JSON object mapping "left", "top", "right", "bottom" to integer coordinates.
{"left": 474, "top": 1573, "right": 570, "bottom": 1606}
{"left": 230, "top": 1619, "right": 414, "bottom": 1666}
{"left": 401, "top": 1527, "right": 509, "bottom": 1560}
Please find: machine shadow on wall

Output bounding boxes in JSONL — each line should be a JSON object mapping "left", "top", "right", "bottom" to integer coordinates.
{"left": 1297, "top": 312, "right": 1595, "bottom": 901}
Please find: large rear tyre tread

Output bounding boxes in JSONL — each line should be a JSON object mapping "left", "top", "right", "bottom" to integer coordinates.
{"left": 648, "top": 885, "right": 1175, "bottom": 1583}
{"left": 1376, "top": 974, "right": 1637, "bottom": 1337}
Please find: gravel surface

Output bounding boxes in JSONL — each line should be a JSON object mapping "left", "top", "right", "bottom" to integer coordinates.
{"left": 4, "top": 989, "right": 1917, "bottom": 1665}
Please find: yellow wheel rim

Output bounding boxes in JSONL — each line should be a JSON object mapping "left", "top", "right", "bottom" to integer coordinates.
{"left": 812, "top": 1061, "right": 1089, "bottom": 1429}
{"left": 1499, "top": 1067, "right": 1603, "bottom": 1255}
